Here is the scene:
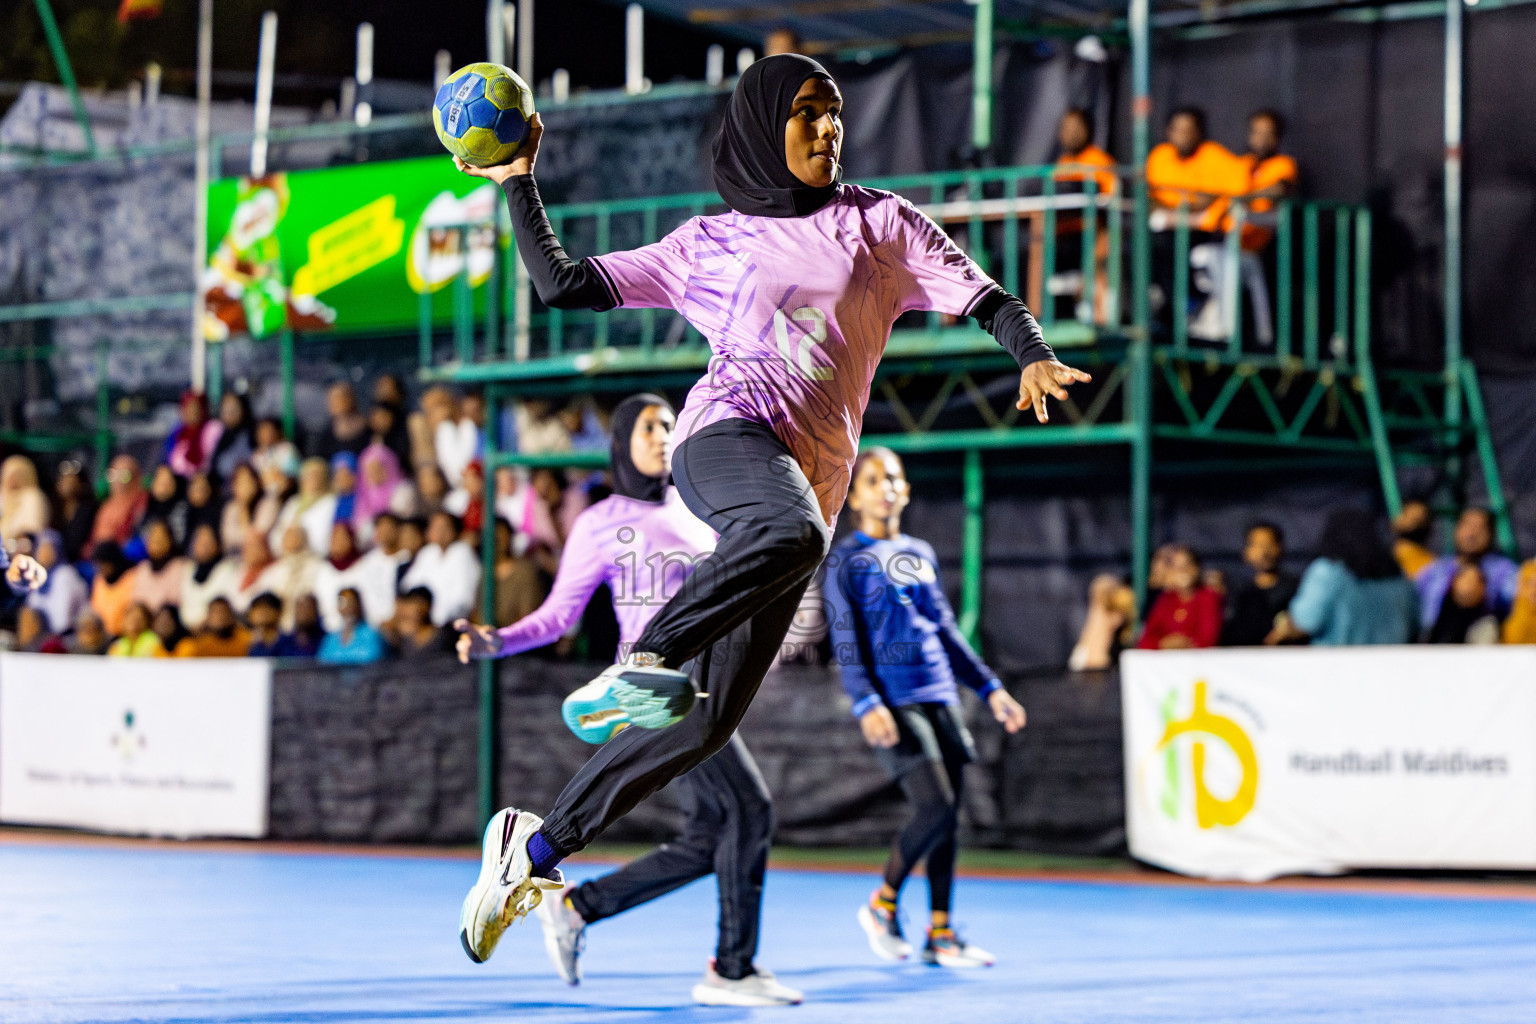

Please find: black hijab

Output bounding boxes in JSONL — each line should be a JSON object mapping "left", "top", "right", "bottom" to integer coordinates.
{"left": 712, "top": 53, "right": 840, "bottom": 218}
{"left": 610, "top": 394, "right": 672, "bottom": 504}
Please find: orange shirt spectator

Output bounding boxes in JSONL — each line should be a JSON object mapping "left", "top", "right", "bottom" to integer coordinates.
{"left": 1052, "top": 108, "right": 1117, "bottom": 196}
{"left": 1240, "top": 110, "right": 1298, "bottom": 251}
{"left": 1146, "top": 108, "right": 1248, "bottom": 233}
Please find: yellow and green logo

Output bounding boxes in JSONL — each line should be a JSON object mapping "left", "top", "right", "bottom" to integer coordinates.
{"left": 1154, "top": 681, "right": 1258, "bottom": 828}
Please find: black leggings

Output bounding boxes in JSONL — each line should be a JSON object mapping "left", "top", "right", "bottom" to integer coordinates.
{"left": 540, "top": 419, "right": 830, "bottom": 856}
{"left": 883, "top": 754, "right": 965, "bottom": 915}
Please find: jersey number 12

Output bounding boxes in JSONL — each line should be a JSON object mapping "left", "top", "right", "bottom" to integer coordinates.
{"left": 773, "top": 306, "right": 834, "bottom": 381}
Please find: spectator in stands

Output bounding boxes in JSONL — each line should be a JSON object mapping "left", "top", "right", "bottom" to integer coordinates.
{"left": 220, "top": 463, "right": 273, "bottom": 555}
{"left": 14, "top": 606, "right": 63, "bottom": 654}
{"left": 352, "top": 511, "right": 408, "bottom": 628}
{"left": 491, "top": 516, "right": 544, "bottom": 628}
{"left": 256, "top": 524, "right": 321, "bottom": 631}
{"left": 1221, "top": 522, "right": 1299, "bottom": 646}
{"left": 372, "top": 373, "right": 413, "bottom": 467}
{"left": 210, "top": 392, "right": 255, "bottom": 485}
{"left": 1136, "top": 545, "right": 1223, "bottom": 649}
{"left": 1426, "top": 563, "right": 1501, "bottom": 644}
{"left": 271, "top": 458, "right": 337, "bottom": 556}
{"left": 312, "top": 382, "right": 370, "bottom": 461}
{"left": 167, "top": 391, "right": 223, "bottom": 478}
{"left": 400, "top": 510, "right": 481, "bottom": 626}
{"left": 173, "top": 596, "right": 249, "bottom": 657}
{"left": 514, "top": 398, "right": 573, "bottom": 456}
{"left": 185, "top": 471, "right": 223, "bottom": 542}
{"left": 557, "top": 398, "right": 611, "bottom": 454}
{"left": 1392, "top": 498, "right": 1436, "bottom": 580}
{"left": 764, "top": 26, "right": 800, "bottom": 56}
{"left": 1238, "top": 110, "right": 1298, "bottom": 253}
{"left": 66, "top": 608, "right": 109, "bottom": 655}
{"left": 1267, "top": 507, "right": 1418, "bottom": 646}
{"left": 1146, "top": 541, "right": 1180, "bottom": 596}
{"left": 330, "top": 452, "right": 359, "bottom": 531}
{"left": 26, "top": 530, "right": 87, "bottom": 636}
{"left": 1502, "top": 561, "right": 1536, "bottom": 644}
{"left": 397, "top": 516, "right": 426, "bottom": 565}
{"left": 444, "top": 459, "right": 486, "bottom": 535}
{"left": 387, "top": 586, "right": 453, "bottom": 659}
{"left": 246, "top": 592, "right": 301, "bottom": 657}
{"left": 250, "top": 416, "right": 301, "bottom": 482}
{"left": 366, "top": 402, "right": 409, "bottom": 474}
{"left": 1053, "top": 107, "right": 1115, "bottom": 196}
{"left": 51, "top": 460, "right": 96, "bottom": 563}
{"left": 0, "top": 455, "right": 50, "bottom": 544}
{"left": 1415, "top": 508, "right": 1518, "bottom": 632}
{"left": 92, "top": 455, "right": 149, "bottom": 554}
{"left": 232, "top": 531, "right": 276, "bottom": 614}
{"left": 413, "top": 463, "right": 450, "bottom": 520}
{"left": 131, "top": 519, "right": 186, "bottom": 614}
{"left": 151, "top": 605, "right": 189, "bottom": 656}
{"left": 411, "top": 385, "right": 456, "bottom": 470}
{"left": 317, "top": 587, "right": 385, "bottom": 665}
{"left": 291, "top": 594, "right": 324, "bottom": 657}
{"left": 1069, "top": 573, "right": 1137, "bottom": 670}
{"left": 143, "top": 465, "right": 190, "bottom": 550}
{"left": 179, "top": 523, "right": 240, "bottom": 630}
{"left": 89, "top": 540, "right": 136, "bottom": 635}
{"left": 436, "top": 390, "right": 483, "bottom": 488}
{"left": 108, "top": 602, "right": 165, "bottom": 658}
{"left": 313, "top": 522, "right": 365, "bottom": 632}
{"left": 353, "top": 442, "right": 412, "bottom": 544}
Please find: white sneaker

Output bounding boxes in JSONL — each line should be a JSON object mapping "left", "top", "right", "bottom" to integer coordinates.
{"left": 856, "top": 894, "right": 913, "bottom": 961}
{"left": 458, "top": 807, "right": 564, "bottom": 964}
{"left": 692, "top": 962, "right": 804, "bottom": 1007}
{"left": 922, "top": 929, "right": 995, "bottom": 968}
{"left": 534, "top": 886, "right": 587, "bottom": 985}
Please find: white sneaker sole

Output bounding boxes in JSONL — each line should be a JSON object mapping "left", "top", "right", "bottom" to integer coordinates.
{"left": 856, "top": 904, "right": 911, "bottom": 961}
{"left": 691, "top": 984, "right": 803, "bottom": 1007}
{"left": 458, "top": 807, "right": 560, "bottom": 964}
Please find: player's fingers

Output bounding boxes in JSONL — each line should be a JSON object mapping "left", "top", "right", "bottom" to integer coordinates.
{"left": 1035, "top": 391, "right": 1049, "bottom": 423}
{"left": 452, "top": 618, "right": 470, "bottom": 633}
{"left": 456, "top": 635, "right": 470, "bottom": 664}
{"left": 1062, "top": 366, "right": 1093, "bottom": 383}
{"left": 1015, "top": 378, "right": 1036, "bottom": 412}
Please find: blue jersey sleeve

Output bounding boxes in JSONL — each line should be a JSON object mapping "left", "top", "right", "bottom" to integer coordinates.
{"left": 919, "top": 542, "right": 1000, "bottom": 700}
{"left": 824, "top": 548, "right": 885, "bottom": 718}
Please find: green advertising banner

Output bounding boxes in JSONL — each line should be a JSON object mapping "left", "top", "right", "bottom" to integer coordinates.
{"left": 203, "top": 155, "right": 500, "bottom": 340}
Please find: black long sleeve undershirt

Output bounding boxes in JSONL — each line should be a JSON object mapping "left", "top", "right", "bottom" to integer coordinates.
{"left": 502, "top": 173, "right": 1056, "bottom": 370}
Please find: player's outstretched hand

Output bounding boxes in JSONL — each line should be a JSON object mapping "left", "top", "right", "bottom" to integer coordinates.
{"left": 859, "top": 705, "right": 900, "bottom": 749}
{"left": 988, "top": 688, "right": 1027, "bottom": 734}
{"left": 453, "top": 112, "right": 544, "bottom": 184}
{"left": 1016, "top": 359, "right": 1092, "bottom": 424}
{"left": 454, "top": 619, "right": 502, "bottom": 664}
{"left": 5, "top": 553, "right": 46, "bottom": 593}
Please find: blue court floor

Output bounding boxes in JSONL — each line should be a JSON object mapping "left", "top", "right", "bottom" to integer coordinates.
{"left": 3, "top": 840, "right": 1536, "bottom": 1023}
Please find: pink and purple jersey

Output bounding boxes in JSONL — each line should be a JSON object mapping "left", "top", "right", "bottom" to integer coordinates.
{"left": 590, "top": 185, "right": 995, "bottom": 527}
{"left": 495, "top": 487, "right": 717, "bottom": 658}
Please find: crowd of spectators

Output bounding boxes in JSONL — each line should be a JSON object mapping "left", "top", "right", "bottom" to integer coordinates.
{"left": 0, "top": 376, "right": 621, "bottom": 666}
{"left": 1071, "top": 501, "right": 1536, "bottom": 665}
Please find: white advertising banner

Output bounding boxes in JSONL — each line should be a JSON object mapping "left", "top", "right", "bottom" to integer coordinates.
{"left": 1122, "top": 647, "right": 1536, "bottom": 881}
{"left": 0, "top": 653, "right": 271, "bottom": 838}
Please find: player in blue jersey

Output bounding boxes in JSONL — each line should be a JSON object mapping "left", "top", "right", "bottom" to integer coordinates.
{"left": 824, "top": 447, "right": 1026, "bottom": 968}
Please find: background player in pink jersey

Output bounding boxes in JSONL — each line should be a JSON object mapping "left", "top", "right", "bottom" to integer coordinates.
{"left": 455, "top": 395, "right": 799, "bottom": 1007}
{"left": 453, "top": 53, "right": 1090, "bottom": 966}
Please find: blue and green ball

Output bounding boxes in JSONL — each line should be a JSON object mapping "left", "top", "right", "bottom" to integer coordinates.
{"left": 432, "top": 62, "right": 534, "bottom": 168}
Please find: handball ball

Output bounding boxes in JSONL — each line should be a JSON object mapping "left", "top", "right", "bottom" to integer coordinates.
{"left": 432, "top": 63, "right": 534, "bottom": 168}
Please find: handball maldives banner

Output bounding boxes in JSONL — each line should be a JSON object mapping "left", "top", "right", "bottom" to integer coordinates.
{"left": 0, "top": 654, "right": 271, "bottom": 838}
{"left": 1122, "top": 647, "right": 1536, "bottom": 881}
{"left": 204, "top": 157, "right": 500, "bottom": 339}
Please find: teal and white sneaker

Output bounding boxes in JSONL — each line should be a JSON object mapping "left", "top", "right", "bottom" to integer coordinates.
{"left": 561, "top": 654, "right": 698, "bottom": 744}
{"left": 857, "top": 893, "right": 912, "bottom": 961}
{"left": 691, "top": 961, "right": 804, "bottom": 1007}
{"left": 922, "top": 928, "right": 995, "bottom": 968}
{"left": 534, "top": 886, "right": 587, "bottom": 985}
{"left": 459, "top": 807, "right": 564, "bottom": 964}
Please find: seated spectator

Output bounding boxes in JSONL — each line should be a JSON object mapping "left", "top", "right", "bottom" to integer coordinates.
{"left": 317, "top": 587, "right": 385, "bottom": 665}
{"left": 1053, "top": 107, "right": 1116, "bottom": 196}
{"left": 292, "top": 594, "right": 323, "bottom": 657}
{"left": 314, "top": 522, "right": 366, "bottom": 632}
{"left": 1069, "top": 573, "right": 1137, "bottom": 670}
{"left": 444, "top": 460, "right": 486, "bottom": 535}
{"left": 91, "top": 455, "right": 149, "bottom": 554}
{"left": 26, "top": 530, "right": 88, "bottom": 636}
{"left": 179, "top": 523, "right": 241, "bottom": 630}
{"left": 1503, "top": 560, "right": 1536, "bottom": 644}
{"left": 1427, "top": 563, "right": 1502, "bottom": 644}
{"left": 173, "top": 596, "right": 250, "bottom": 657}
{"left": 352, "top": 511, "right": 409, "bottom": 628}
{"left": 89, "top": 540, "right": 137, "bottom": 635}
{"left": 232, "top": 531, "right": 277, "bottom": 614}
{"left": 1268, "top": 507, "right": 1418, "bottom": 645}
{"left": 410, "top": 385, "right": 455, "bottom": 470}
{"left": 387, "top": 586, "right": 453, "bottom": 659}
{"left": 330, "top": 452, "right": 359, "bottom": 528}
{"left": 557, "top": 398, "right": 611, "bottom": 454}
{"left": 1415, "top": 508, "right": 1518, "bottom": 632}
{"left": 400, "top": 510, "right": 481, "bottom": 626}
{"left": 255, "top": 524, "right": 321, "bottom": 631}
{"left": 398, "top": 516, "right": 426, "bottom": 564}
{"left": 515, "top": 398, "right": 573, "bottom": 456}
{"left": 246, "top": 592, "right": 302, "bottom": 657}
{"left": 1392, "top": 498, "right": 1436, "bottom": 580}
{"left": 1136, "top": 545, "right": 1223, "bottom": 649}
{"left": 371, "top": 372, "right": 413, "bottom": 467}
{"left": 436, "top": 390, "right": 483, "bottom": 488}
{"left": 1, "top": 454, "right": 50, "bottom": 544}
{"left": 15, "top": 605, "right": 64, "bottom": 653}
{"left": 143, "top": 465, "right": 190, "bottom": 550}
{"left": 66, "top": 608, "right": 110, "bottom": 655}
{"left": 312, "top": 381, "right": 370, "bottom": 460}
{"left": 353, "top": 441, "right": 413, "bottom": 544}
{"left": 185, "top": 471, "right": 222, "bottom": 540}
{"left": 1238, "top": 110, "right": 1298, "bottom": 253}
{"left": 166, "top": 391, "right": 223, "bottom": 478}
{"left": 1221, "top": 521, "right": 1299, "bottom": 646}
{"left": 221, "top": 463, "right": 275, "bottom": 555}
{"left": 51, "top": 460, "right": 96, "bottom": 563}
{"left": 491, "top": 517, "right": 544, "bottom": 628}
{"left": 250, "top": 416, "right": 301, "bottom": 481}
{"left": 210, "top": 391, "right": 255, "bottom": 485}
{"left": 108, "top": 602, "right": 166, "bottom": 658}
{"left": 130, "top": 519, "right": 186, "bottom": 614}
{"left": 271, "top": 458, "right": 337, "bottom": 556}
{"left": 151, "top": 605, "right": 189, "bottom": 656}
{"left": 413, "top": 463, "right": 450, "bottom": 520}
{"left": 1147, "top": 107, "right": 1247, "bottom": 233}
